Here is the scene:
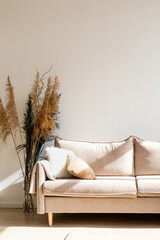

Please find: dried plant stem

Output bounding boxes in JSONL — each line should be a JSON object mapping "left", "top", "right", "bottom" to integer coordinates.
{"left": 30, "top": 134, "right": 41, "bottom": 172}
{"left": 33, "top": 136, "right": 41, "bottom": 163}
{"left": 36, "top": 65, "right": 52, "bottom": 97}
{"left": 24, "top": 191, "right": 33, "bottom": 212}
{"left": 24, "top": 185, "right": 34, "bottom": 212}
{"left": 11, "top": 131, "right": 24, "bottom": 178}
{"left": 30, "top": 132, "right": 36, "bottom": 171}
{"left": 17, "top": 120, "right": 26, "bottom": 162}
{"left": 30, "top": 194, "right": 35, "bottom": 212}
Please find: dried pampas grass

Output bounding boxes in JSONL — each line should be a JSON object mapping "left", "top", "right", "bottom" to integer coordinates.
{"left": 5, "top": 76, "right": 25, "bottom": 160}
{"left": 32, "top": 75, "right": 60, "bottom": 141}
{"left": 0, "top": 69, "right": 60, "bottom": 212}
{"left": 30, "top": 74, "right": 60, "bottom": 165}
{"left": 31, "top": 72, "right": 42, "bottom": 113}
{"left": 39, "top": 77, "right": 55, "bottom": 138}
{"left": 0, "top": 98, "right": 11, "bottom": 143}
{"left": 49, "top": 76, "right": 60, "bottom": 115}
{"left": 0, "top": 96, "right": 24, "bottom": 177}
{"left": 5, "top": 77, "right": 19, "bottom": 131}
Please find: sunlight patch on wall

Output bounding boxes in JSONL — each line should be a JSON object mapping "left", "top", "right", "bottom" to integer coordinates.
{"left": 0, "top": 169, "right": 23, "bottom": 192}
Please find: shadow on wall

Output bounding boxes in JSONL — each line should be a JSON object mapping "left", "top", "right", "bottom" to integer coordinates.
{"left": 0, "top": 169, "right": 23, "bottom": 192}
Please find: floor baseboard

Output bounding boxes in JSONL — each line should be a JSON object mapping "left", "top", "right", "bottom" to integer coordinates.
{"left": 0, "top": 201, "right": 23, "bottom": 208}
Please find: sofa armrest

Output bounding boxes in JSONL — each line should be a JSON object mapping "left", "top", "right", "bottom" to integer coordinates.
{"left": 29, "top": 160, "right": 55, "bottom": 214}
{"left": 36, "top": 161, "right": 47, "bottom": 214}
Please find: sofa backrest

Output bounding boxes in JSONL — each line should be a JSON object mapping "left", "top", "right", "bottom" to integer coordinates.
{"left": 134, "top": 137, "right": 160, "bottom": 175}
{"left": 55, "top": 136, "right": 134, "bottom": 176}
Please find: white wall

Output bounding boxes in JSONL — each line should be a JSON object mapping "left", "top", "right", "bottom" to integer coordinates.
{"left": 1, "top": 0, "right": 160, "bottom": 207}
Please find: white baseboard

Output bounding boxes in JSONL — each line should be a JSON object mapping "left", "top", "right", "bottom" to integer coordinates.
{"left": 0, "top": 199, "right": 36, "bottom": 209}
{"left": 0, "top": 201, "right": 23, "bottom": 208}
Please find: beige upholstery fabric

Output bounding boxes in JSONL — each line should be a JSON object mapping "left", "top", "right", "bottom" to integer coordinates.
{"left": 29, "top": 160, "right": 55, "bottom": 195}
{"left": 135, "top": 137, "right": 160, "bottom": 175}
{"left": 36, "top": 162, "right": 47, "bottom": 214}
{"left": 136, "top": 175, "right": 160, "bottom": 197}
{"left": 43, "top": 176, "right": 137, "bottom": 198}
{"left": 29, "top": 150, "right": 160, "bottom": 215}
{"left": 55, "top": 136, "right": 134, "bottom": 176}
{"left": 66, "top": 155, "right": 96, "bottom": 180}
{"left": 29, "top": 160, "right": 55, "bottom": 214}
{"left": 45, "top": 196, "right": 160, "bottom": 213}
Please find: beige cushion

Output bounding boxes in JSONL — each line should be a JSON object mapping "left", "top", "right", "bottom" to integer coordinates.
{"left": 134, "top": 137, "right": 160, "bottom": 175}
{"left": 55, "top": 136, "right": 134, "bottom": 176}
{"left": 136, "top": 175, "right": 160, "bottom": 197}
{"left": 67, "top": 155, "right": 96, "bottom": 180}
{"left": 43, "top": 176, "right": 137, "bottom": 198}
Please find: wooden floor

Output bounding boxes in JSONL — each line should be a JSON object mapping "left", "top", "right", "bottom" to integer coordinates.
{"left": 0, "top": 209, "right": 160, "bottom": 239}
{"left": 1, "top": 209, "right": 160, "bottom": 228}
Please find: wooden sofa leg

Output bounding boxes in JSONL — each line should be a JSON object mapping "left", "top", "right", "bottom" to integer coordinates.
{"left": 48, "top": 212, "right": 53, "bottom": 227}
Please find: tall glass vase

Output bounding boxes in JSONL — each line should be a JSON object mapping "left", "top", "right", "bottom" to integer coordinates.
{"left": 23, "top": 176, "right": 34, "bottom": 212}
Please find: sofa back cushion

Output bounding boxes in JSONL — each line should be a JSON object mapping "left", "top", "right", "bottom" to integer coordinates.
{"left": 135, "top": 137, "right": 160, "bottom": 175}
{"left": 40, "top": 146, "right": 75, "bottom": 178}
{"left": 55, "top": 136, "right": 134, "bottom": 176}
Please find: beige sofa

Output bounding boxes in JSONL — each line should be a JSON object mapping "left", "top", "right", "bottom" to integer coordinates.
{"left": 30, "top": 136, "right": 160, "bottom": 226}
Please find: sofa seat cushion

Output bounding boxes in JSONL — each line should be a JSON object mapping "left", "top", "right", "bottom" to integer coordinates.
{"left": 43, "top": 176, "right": 137, "bottom": 198}
{"left": 136, "top": 176, "right": 160, "bottom": 197}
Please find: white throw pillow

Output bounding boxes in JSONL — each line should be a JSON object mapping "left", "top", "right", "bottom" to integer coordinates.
{"left": 42, "top": 147, "right": 75, "bottom": 178}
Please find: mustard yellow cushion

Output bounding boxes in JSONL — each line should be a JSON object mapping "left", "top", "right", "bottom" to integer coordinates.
{"left": 66, "top": 155, "right": 96, "bottom": 180}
